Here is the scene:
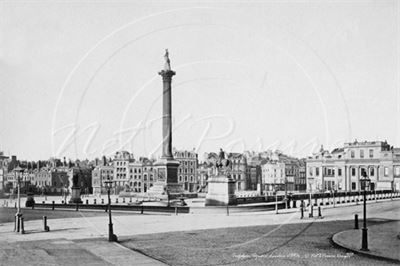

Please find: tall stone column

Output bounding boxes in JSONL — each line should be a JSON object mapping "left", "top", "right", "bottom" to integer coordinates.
{"left": 147, "top": 49, "right": 189, "bottom": 201}
{"left": 159, "top": 68, "right": 175, "bottom": 159}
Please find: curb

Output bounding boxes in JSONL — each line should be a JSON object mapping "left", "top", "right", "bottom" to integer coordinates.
{"left": 331, "top": 230, "right": 400, "bottom": 264}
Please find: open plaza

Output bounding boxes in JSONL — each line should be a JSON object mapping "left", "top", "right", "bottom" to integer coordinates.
{"left": 0, "top": 193, "right": 399, "bottom": 266}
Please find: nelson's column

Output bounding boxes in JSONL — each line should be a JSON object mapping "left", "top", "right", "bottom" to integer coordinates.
{"left": 148, "top": 49, "right": 186, "bottom": 199}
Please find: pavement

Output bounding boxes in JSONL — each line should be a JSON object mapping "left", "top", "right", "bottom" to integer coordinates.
{"left": 0, "top": 197, "right": 399, "bottom": 265}
{"left": 0, "top": 238, "right": 166, "bottom": 266}
{"left": 332, "top": 220, "right": 400, "bottom": 263}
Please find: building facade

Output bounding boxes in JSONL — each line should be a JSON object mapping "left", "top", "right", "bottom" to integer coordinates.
{"left": 127, "top": 157, "right": 156, "bottom": 193}
{"left": 113, "top": 151, "right": 133, "bottom": 189}
{"left": 92, "top": 165, "right": 114, "bottom": 194}
{"left": 296, "top": 159, "right": 307, "bottom": 191}
{"left": 174, "top": 149, "right": 198, "bottom": 192}
{"left": 261, "top": 161, "right": 285, "bottom": 193}
{"left": 229, "top": 153, "right": 247, "bottom": 191}
{"left": 306, "top": 141, "right": 400, "bottom": 192}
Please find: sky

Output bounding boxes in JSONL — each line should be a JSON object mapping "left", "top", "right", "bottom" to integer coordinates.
{"left": 0, "top": 0, "right": 399, "bottom": 161}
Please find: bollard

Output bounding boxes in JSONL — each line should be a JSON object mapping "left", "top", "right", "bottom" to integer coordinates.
{"left": 94, "top": 199, "right": 97, "bottom": 205}
{"left": 86, "top": 199, "right": 89, "bottom": 205}
{"left": 141, "top": 205, "right": 144, "bottom": 214}
{"left": 354, "top": 214, "right": 359, "bottom": 229}
{"left": 14, "top": 215, "right": 17, "bottom": 232}
{"left": 226, "top": 205, "right": 229, "bottom": 216}
{"left": 76, "top": 203, "right": 79, "bottom": 211}
{"left": 105, "top": 205, "right": 108, "bottom": 212}
{"left": 32, "top": 202, "right": 35, "bottom": 210}
{"left": 16, "top": 215, "right": 20, "bottom": 233}
{"left": 20, "top": 217, "right": 25, "bottom": 234}
{"left": 43, "top": 216, "right": 50, "bottom": 232}
{"left": 300, "top": 206, "right": 304, "bottom": 219}
{"left": 52, "top": 201, "right": 55, "bottom": 210}
{"left": 309, "top": 205, "right": 313, "bottom": 218}
{"left": 318, "top": 206, "right": 322, "bottom": 218}
{"left": 129, "top": 197, "right": 132, "bottom": 203}
{"left": 175, "top": 206, "right": 178, "bottom": 215}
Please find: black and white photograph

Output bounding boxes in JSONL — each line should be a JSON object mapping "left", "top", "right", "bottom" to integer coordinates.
{"left": 0, "top": 0, "right": 399, "bottom": 265}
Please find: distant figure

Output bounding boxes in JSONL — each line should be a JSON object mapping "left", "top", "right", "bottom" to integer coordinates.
{"left": 218, "top": 148, "right": 225, "bottom": 161}
{"left": 164, "top": 49, "right": 171, "bottom": 70}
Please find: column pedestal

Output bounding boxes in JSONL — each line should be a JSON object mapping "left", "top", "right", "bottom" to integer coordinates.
{"left": 205, "top": 175, "right": 237, "bottom": 206}
{"left": 69, "top": 187, "right": 83, "bottom": 203}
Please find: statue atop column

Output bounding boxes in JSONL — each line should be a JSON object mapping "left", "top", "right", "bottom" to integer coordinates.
{"left": 164, "top": 49, "right": 171, "bottom": 71}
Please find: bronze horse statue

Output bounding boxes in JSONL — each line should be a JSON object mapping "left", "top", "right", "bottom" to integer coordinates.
{"left": 215, "top": 148, "right": 232, "bottom": 173}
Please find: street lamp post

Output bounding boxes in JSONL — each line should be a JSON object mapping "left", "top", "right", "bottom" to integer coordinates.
{"left": 284, "top": 176, "right": 288, "bottom": 209}
{"left": 64, "top": 185, "right": 68, "bottom": 204}
{"left": 275, "top": 185, "right": 278, "bottom": 214}
{"left": 309, "top": 182, "right": 313, "bottom": 217}
{"left": 360, "top": 170, "right": 371, "bottom": 251}
{"left": 13, "top": 166, "right": 24, "bottom": 232}
{"left": 104, "top": 177, "right": 118, "bottom": 242}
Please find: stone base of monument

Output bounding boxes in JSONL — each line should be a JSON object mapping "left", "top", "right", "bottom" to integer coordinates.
{"left": 205, "top": 175, "right": 237, "bottom": 206}
{"left": 68, "top": 187, "right": 83, "bottom": 203}
{"left": 146, "top": 181, "right": 196, "bottom": 200}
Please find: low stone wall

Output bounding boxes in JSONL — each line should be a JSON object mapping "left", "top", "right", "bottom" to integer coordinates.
{"left": 31, "top": 202, "right": 190, "bottom": 214}
{"left": 236, "top": 190, "right": 399, "bottom": 205}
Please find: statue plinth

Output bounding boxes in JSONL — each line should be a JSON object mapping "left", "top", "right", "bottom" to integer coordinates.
{"left": 205, "top": 175, "right": 237, "bottom": 206}
{"left": 147, "top": 158, "right": 192, "bottom": 200}
{"left": 69, "top": 186, "right": 83, "bottom": 203}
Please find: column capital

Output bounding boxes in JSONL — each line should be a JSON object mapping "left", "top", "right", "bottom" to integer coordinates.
{"left": 159, "top": 70, "right": 176, "bottom": 80}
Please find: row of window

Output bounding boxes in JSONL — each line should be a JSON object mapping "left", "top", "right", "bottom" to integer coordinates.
{"left": 130, "top": 174, "right": 154, "bottom": 181}
{"left": 232, "top": 174, "right": 244, "bottom": 180}
{"left": 178, "top": 161, "right": 195, "bottom": 166}
{"left": 179, "top": 168, "right": 195, "bottom": 174}
{"left": 309, "top": 166, "right": 397, "bottom": 177}
{"left": 350, "top": 149, "right": 374, "bottom": 159}
{"left": 100, "top": 170, "right": 113, "bottom": 174}
{"left": 179, "top": 176, "right": 194, "bottom": 182}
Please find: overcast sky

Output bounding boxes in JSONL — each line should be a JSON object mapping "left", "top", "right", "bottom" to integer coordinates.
{"left": 1, "top": 0, "right": 399, "bottom": 160}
